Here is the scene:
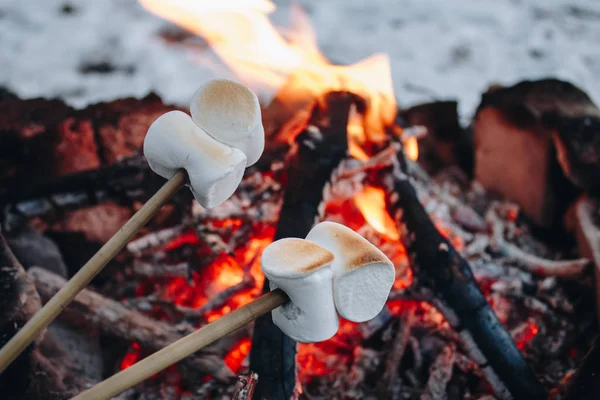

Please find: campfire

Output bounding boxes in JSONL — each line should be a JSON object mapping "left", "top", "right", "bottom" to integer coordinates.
{"left": 1, "top": 1, "right": 599, "bottom": 399}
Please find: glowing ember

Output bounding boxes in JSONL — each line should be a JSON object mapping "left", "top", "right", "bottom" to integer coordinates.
{"left": 514, "top": 320, "right": 540, "bottom": 350}
{"left": 354, "top": 186, "right": 400, "bottom": 240}
{"left": 120, "top": 342, "right": 142, "bottom": 370}
{"left": 164, "top": 230, "right": 200, "bottom": 251}
{"left": 224, "top": 338, "right": 252, "bottom": 373}
{"left": 139, "top": 0, "right": 396, "bottom": 139}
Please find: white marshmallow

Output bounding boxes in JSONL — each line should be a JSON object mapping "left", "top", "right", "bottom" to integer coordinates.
{"left": 143, "top": 110, "right": 247, "bottom": 209}
{"left": 261, "top": 238, "right": 339, "bottom": 343}
{"left": 190, "top": 79, "right": 265, "bottom": 166}
{"left": 306, "top": 222, "right": 395, "bottom": 322}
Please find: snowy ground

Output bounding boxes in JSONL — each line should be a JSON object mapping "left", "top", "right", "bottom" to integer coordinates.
{"left": 1, "top": 0, "right": 599, "bottom": 121}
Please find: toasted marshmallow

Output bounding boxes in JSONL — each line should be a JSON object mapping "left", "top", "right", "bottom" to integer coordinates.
{"left": 143, "top": 110, "right": 247, "bottom": 209}
{"left": 190, "top": 79, "right": 265, "bottom": 166}
{"left": 306, "top": 222, "right": 395, "bottom": 322}
{"left": 261, "top": 238, "right": 339, "bottom": 343}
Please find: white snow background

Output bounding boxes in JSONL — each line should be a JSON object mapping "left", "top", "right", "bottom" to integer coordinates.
{"left": 0, "top": 0, "right": 599, "bottom": 121}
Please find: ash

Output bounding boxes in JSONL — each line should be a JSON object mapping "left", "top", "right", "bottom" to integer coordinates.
{"left": 1, "top": 0, "right": 600, "bottom": 120}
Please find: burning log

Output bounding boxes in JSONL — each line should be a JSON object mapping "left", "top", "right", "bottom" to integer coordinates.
{"left": 28, "top": 267, "right": 236, "bottom": 383}
{"left": 472, "top": 79, "right": 593, "bottom": 228}
{"left": 249, "top": 91, "right": 357, "bottom": 399}
{"left": 383, "top": 157, "right": 548, "bottom": 399}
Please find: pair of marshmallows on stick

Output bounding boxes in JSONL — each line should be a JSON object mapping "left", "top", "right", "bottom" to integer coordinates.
{"left": 262, "top": 221, "right": 396, "bottom": 343}
{"left": 144, "top": 79, "right": 265, "bottom": 208}
{"left": 144, "top": 79, "right": 395, "bottom": 344}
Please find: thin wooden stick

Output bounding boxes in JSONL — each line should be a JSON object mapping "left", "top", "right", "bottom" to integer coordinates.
{"left": 0, "top": 170, "right": 187, "bottom": 374}
{"left": 71, "top": 289, "right": 288, "bottom": 400}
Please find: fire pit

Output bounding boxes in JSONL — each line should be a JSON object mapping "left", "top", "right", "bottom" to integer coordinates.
{"left": 1, "top": 1, "right": 600, "bottom": 400}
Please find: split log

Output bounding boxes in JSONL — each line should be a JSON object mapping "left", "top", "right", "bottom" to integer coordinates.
{"left": 383, "top": 157, "right": 547, "bottom": 400}
{"left": 472, "top": 79, "right": 594, "bottom": 228}
{"left": 28, "top": 267, "right": 237, "bottom": 383}
{"left": 249, "top": 91, "right": 357, "bottom": 399}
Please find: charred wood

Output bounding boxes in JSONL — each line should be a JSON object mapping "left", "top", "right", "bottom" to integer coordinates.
{"left": 562, "top": 336, "right": 600, "bottom": 400}
{"left": 384, "top": 158, "right": 547, "bottom": 399}
{"left": 250, "top": 91, "right": 357, "bottom": 399}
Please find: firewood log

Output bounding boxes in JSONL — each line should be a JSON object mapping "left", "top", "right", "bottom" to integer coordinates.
{"left": 472, "top": 79, "right": 600, "bottom": 228}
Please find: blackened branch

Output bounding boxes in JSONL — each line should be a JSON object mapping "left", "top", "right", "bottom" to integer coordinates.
{"left": 383, "top": 158, "right": 547, "bottom": 400}
{"left": 249, "top": 91, "right": 358, "bottom": 399}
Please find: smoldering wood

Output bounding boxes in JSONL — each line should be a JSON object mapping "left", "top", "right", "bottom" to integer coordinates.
{"left": 383, "top": 158, "right": 548, "bottom": 399}
{"left": 126, "top": 272, "right": 255, "bottom": 323}
{"left": 28, "top": 267, "right": 237, "bottom": 383}
{"left": 250, "top": 91, "right": 357, "bottom": 400}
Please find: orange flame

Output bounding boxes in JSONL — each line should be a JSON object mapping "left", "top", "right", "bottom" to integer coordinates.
{"left": 354, "top": 186, "right": 399, "bottom": 240}
{"left": 404, "top": 136, "right": 419, "bottom": 161}
{"left": 139, "top": 0, "right": 396, "bottom": 140}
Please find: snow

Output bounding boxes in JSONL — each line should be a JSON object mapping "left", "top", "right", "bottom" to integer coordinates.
{"left": 0, "top": 0, "right": 599, "bottom": 121}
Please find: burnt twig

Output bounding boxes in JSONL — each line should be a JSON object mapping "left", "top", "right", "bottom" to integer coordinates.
{"left": 487, "top": 206, "right": 589, "bottom": 278}
{"left": 421, "top": 343, "right": 456, "bottom": 400}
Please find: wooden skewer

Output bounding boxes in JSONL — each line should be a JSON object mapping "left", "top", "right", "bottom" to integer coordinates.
{"left": 0, "top": 170, "right": 187, "bottom": 374}
{"left": 71, "top": 289, "right": 288, "bottom": 400}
